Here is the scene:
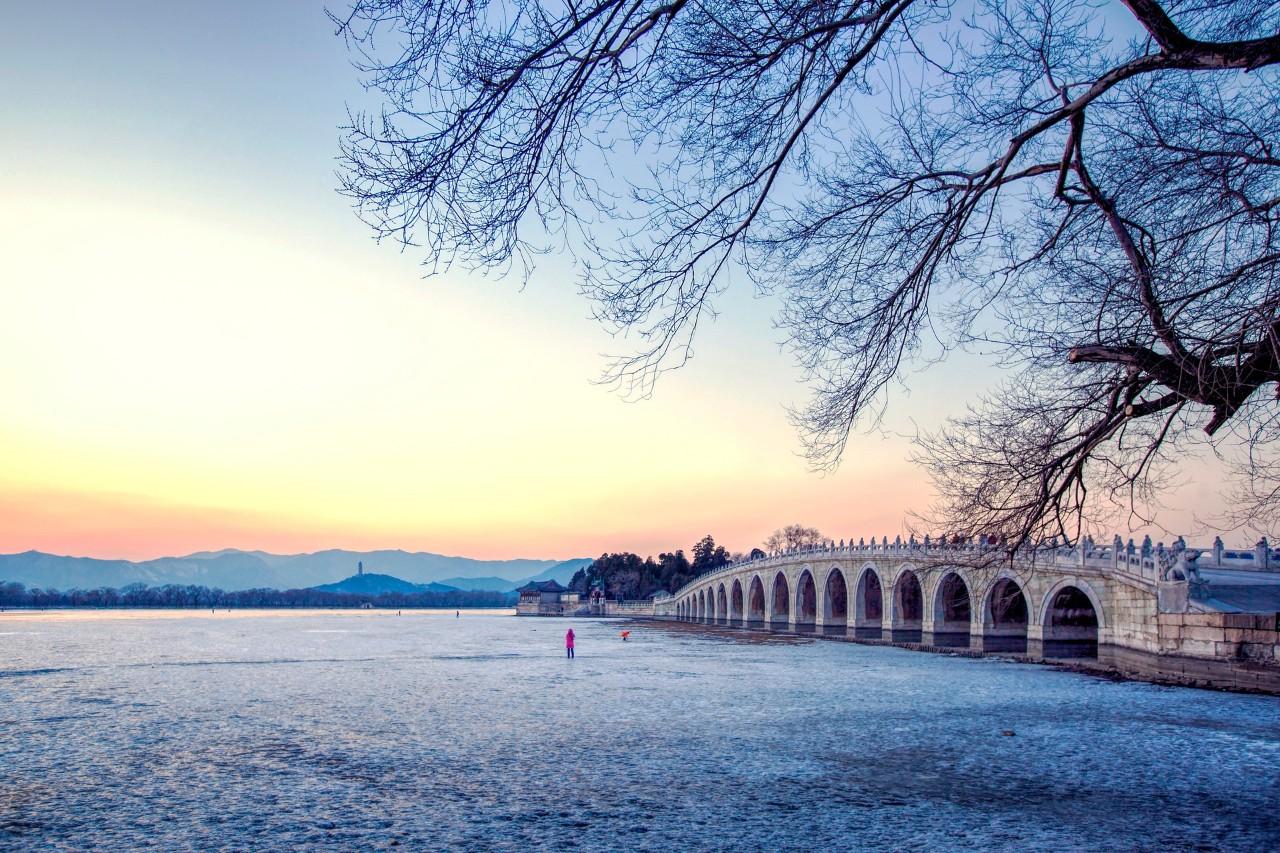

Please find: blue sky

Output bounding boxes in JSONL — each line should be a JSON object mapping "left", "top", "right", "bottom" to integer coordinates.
{"left": 0, "top": 1, "right": 1223, "bottom": 559}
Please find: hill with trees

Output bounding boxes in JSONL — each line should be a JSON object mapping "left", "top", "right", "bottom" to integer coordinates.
{"left": 570, "top": 535, "right": 731, "bottom": 600}
{"left": 311, "top": 573, "right": 460, "bottom": 595}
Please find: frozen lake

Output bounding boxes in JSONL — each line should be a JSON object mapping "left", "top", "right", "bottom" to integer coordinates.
{"left": 2, "top": 611, "right": 1278, "bottom": 850}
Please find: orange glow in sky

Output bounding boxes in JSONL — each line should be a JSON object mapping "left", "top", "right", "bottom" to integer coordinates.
{"left": 0, "top": 2, "right": 1220, "bottom": 561}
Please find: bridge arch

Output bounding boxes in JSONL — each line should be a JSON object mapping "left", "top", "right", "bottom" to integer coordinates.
{"left": 891, "top": 567, "right": 924, "bottom": 642}
{"left": 931, "top": 571, "right": 972, "bottom": 648}
{"left": 823, "top": 567, "right": 848, "bottom": 635}
{"left": 771, "top": 571, "right": 791, "bottom": 629}
{"left": 983, "top": 574, "right": 1029, "bottom": 654}
{"left": 795, "top": 569, "right": 817, "bottom": 632}
{"left": 853, "top": 565, "right": 884, "bottom": 639}
{"left": 730, "top": 579, "right": 744, "bottom": 626}
{"left": 1041, "top": 579, "right": 1102, "bottom": 659}
{"left": 699, "top": 589, "right": 708, "bottom": 623}
{"left": 747, "top": 575, "right": 766, "bottom": 628}
{"left": 716, "top": 584, "right": 728, "bottom": 626}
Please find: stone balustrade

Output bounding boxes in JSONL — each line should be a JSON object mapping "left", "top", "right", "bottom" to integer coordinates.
{"left": 650, "top": 533, "right": 1277, "bottom": 606}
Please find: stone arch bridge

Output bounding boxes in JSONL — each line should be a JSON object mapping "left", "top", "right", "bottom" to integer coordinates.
{"left": 650, "top": 537, "right": 1280, "bottom": 672}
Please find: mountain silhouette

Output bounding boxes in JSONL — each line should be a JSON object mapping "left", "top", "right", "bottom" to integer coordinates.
{"left": 0, "top": 549, "right": 591, "bottom": 592}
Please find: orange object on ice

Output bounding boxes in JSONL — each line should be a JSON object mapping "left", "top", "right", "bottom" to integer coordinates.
{"left": 621, "top": 631, "right": 630, "bottom": 641}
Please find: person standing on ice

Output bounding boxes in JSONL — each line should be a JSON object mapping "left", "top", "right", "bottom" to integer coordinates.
{"left": 565, "top": 628, "right": 575, "bottom": 659}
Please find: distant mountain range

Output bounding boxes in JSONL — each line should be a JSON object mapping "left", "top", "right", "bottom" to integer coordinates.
{"left": 0, "top": 549, "right": 591, "bottom": 593}
{"left": 435, "top": 561, "right": 579, "bottom": 591}
{"left": 436, "top": 575, "right": 520, "bottom": 592}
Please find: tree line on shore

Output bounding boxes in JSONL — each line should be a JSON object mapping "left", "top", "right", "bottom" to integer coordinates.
{"left": 0, "top": 581, "right": 512, "bottom": 609}
{"left": 569, "top": 527, "right": 824, "bottom": 600}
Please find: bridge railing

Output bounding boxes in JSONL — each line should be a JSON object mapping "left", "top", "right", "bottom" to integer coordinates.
{"left": 655, "top": 533, "right": 1278, "bottom": 604}
{"left": 608, "top": 600, "right": 656, "bottom": 611}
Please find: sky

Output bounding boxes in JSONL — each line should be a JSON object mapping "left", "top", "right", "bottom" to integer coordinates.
{"left": 0, "top": 1, "right": 1226, "bottom": 561}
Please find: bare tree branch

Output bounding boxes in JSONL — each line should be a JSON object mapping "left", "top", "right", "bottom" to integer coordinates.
{"left": 334, "top": 0, "right": 1280, "bottom": 545}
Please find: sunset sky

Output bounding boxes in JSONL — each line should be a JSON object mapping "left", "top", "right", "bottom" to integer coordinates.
{"left": 0, "top": 1, "right": 1224, "bottom": 561}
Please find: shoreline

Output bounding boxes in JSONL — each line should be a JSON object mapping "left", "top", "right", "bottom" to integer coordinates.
{"left": 6, "top": 608, "right": 1275, "bottom": 695}
{"left": 0, "top": 607, "right": 516, "bottom": 622}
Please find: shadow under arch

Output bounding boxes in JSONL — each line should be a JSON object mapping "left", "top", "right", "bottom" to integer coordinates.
{"left": 771, "top": 572, "right": 791, "bottom": 630}
{"left": 1042, "top": 582, "right": 1101, "bottom": 659}
{"left": 891, "top": 568, "right": 924, "bottom": 643}
{"left": 730, "top": 578, "right": 744, "bottom": 627}
{"left": 983, "top": 576, "right": 1029, "bottom": 654}
{"left": 853, "top": 566, "right": 884, "bottom": 640}
{"left": 716, "top": 584, "right": 728, "bottom": 626}
{"left": 747, "top": 575, "right": 766, "bottom": 629}
{"left": 931, "top": 571, "right": 972, "bottom": 649}
{"left": 823, "top": 567, "right": 848, "bottom": 636}
{"left": 795, "top": 570, "right": 817, "bottom": 633}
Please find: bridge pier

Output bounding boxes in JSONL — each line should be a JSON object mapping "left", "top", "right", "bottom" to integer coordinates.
{"left": 921, "top": 630, "right": 969, "bottom": 648}
{"left": 881, "top": 616, "right": 921, "bottom": 642}
{"left": 1025, "top": 624, "right": 1045, "bottom": 660}
{"left": 921, "top": 612, "right": 970, "bottom": 648}
{"left": 967, "top": 624, "right": 1039, "bottom": 658}
{"left": 976, "top": 628, "right": 1029, "bottom": 655}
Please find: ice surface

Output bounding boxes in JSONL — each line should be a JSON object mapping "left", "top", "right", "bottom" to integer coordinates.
{"left": 2, "top": 611, "right": 1278, "bottom": 850}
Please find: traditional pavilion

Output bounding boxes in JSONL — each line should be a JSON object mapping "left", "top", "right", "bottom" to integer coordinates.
{"left": 515, "top": 580, "right": 579, "bottom": 616}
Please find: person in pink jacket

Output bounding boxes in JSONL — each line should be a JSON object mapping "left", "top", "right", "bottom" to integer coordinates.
{"left": 565, "top": 628, "right": 575, "bottom": 659}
